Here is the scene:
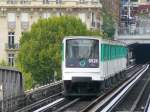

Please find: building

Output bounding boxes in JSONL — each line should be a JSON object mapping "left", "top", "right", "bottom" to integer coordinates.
{"left": 120, "top": 0, "right": 139, "bottom": 28}
{"left": 120, "top": 0, "right": 150, "bottom": 22}
{"left": 139, "top": 0, "right": 150, "bottom": 3}
{"left": 119, "top": 0, "right": 150, "bottom": 35}
{"left": 100, "top": 0, "right": 120, "bottom": 22}
{"left": 0, "top": 0, "right": 102, "bottom": 66}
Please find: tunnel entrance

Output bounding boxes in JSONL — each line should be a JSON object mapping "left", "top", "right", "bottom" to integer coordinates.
{"left": 129, "top": 43, "right": 150, "bottom": 64}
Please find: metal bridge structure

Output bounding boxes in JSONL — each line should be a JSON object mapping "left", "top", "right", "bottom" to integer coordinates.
{"left": 116, "top": 27, "right": 150, "bottom": 44}
{"left": 115, "top": 18, "right": 150, "bottom": 44}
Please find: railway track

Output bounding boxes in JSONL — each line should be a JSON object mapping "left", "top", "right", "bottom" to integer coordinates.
{"left": 15, "top": 80, "right": 63, "bottom": 111}
{"left": 144, "top": 93, "right": 150, "bottom": 112}
{"left": 82, "top": 64, "right": 148, "bottom": 112}
{"left": 15, "top": 92, "right": 63, "bottom": 112}
{"left": 85, "top": 66, "right": 148, "bottom": 112}
{"left": 111, "top": 64, "right": 150, "bottom": 112}
{"left": 30, "top": 64, "right": 146, "bottom": 112}
{"left": 34, "top": 98, "right": 81, "bottom": 112}
{"left": 25, "top": 80, "right": 63, "bottom": 103}
{"left": 80, "top": 64, "right": 149, "bottom": 112}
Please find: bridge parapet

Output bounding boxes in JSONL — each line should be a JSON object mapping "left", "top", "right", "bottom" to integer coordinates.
{"left": 0, "top": 67, "right": 24, "bottom": 112}
{"left": 118, "top": 26, "right": 150, "bottom": 36}
{"left": 115, "top": 26, "right": 150, "bottom": 44}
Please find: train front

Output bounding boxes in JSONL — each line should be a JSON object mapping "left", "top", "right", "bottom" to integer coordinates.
{"left": 62, "top": 37, "right": 102, "bottom": 96}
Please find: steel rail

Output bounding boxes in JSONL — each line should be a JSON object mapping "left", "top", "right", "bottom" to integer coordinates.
{"left": 33, "top": 98, "right": 80, "bottom": 112}
{"left": 144, "top": 94, "right": 150, "bottom": 112}
{"left": 25, "top": 80, "right": 62, "bottom": 95}
{"left": 24, "top": 65, "right": 140, "bottom": 112}
{"left": 33, "top": 98, "right": 65, "bottom": 112}
{"left": 55, "top": 98, "right": 80, "bottom": 112}
{"left": 15, "top": 92, "right": 63, "bottom": 112}
{"left": 16, "top": 65, "right": 140, "bottom": 112}
{"left": 129, "top": 72, "right": 150, "bottom": 112}
{"left": 80, "top": 65, "right": 148, "bottom": 112}
{"left": 96, "top": 65, "right": 149, "bottom": 112}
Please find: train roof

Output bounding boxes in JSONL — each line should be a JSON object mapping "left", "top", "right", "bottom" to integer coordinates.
{"left": 63, "top": 36, "right": 126, "bottom": 46}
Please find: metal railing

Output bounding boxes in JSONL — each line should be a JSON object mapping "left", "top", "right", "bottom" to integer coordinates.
{"left": 5, "top": 43, "right": 20, "bottom": 50}
{"left": 118, "top": 26, "right": 150, "bottom": 35}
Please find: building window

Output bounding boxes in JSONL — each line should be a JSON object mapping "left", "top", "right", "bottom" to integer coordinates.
{"left": 8, "top": 53, "right": 15, "bottom": 66}
{"left": 80, "top": 0, "right": 85, "bottom": 3}
{"left": 78, "top": 13, "right": 86, "bottom": 23}
{"left": 91, "top": 12, "right": 96, "bottom": 27}
{"left": 8, "top": 32, "right": 15, "bottom": 49}
{"left": 56, "top": 0, "right": 61, "bottom": 4}
{"left": 43, "top": 12, "right": 51, "bottom": 19}
{"left": 43, "top": 0, "right": 49, "bottom": 4}
{"left": 20, "top": 0, "right": 30, "bottom": 4}
{"left": 7, "top": 13, "right": 16, "bottom": 29}
{"left": 21, "top": 13, "right": 29, "bottom": 29}
{"left": 21, "top": 13, "right": 29, "bottom": 22}
{"left": 7, "top": 0, "right": 17, "bottom": 4}
{"left": 91, "top": 0, "right": 97, "bottom": 3}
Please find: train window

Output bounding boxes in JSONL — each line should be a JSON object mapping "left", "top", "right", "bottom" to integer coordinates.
{"left": 101, "top": 44, "right": 109, "bottom": 61}
{"left": 101, "top": 44, "right": 104, "bottom": 61}
{"left": 104, "top": 44, "right": 106, "bottom": 60}
{"left": 61, "top": 43, "right": 64, "bottom": 61}
{"left": 66, "top": 39, "right": 99, "bottom": 68}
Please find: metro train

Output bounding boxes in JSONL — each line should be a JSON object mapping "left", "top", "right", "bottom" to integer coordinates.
{"left": 62, "top": 36, "right": 127, "bottom": 96}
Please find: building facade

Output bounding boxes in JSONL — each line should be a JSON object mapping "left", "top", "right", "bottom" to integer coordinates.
{"left": 100, "top": 0, "right": 120, "bottom": 22}
{"left": 0, "top": 0, "right": 102, "bottom": 66}
{"left": 139, "top": 0, "right": 150, "bottom": 3}
{"left": 120, "top": 0, "right": 150, "bottom": 19}
{"left": 119, "top": 0, "right": 150, "bottom": 35}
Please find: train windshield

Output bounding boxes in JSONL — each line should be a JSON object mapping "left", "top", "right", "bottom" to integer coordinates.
{"left": 66, "top": 39, "right": 99, "bottom": 68}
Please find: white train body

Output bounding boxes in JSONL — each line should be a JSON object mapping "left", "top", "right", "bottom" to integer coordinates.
{"left": 62, "top": 36, "right": 127, "bottom": 96}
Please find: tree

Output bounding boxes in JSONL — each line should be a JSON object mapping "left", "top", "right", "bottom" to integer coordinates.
{"left": 0, "top": 60, "right": 8, "bottom": 66}
{"left": 102, "top": 9, "right": 115, "bottom": 39}
{"left": 17, "top": 16, "right": 101, "bottom": 85}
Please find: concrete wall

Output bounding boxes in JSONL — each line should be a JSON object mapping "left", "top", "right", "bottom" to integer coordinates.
{"left": 116, "top": 34, "right": 150, "bottom": 44}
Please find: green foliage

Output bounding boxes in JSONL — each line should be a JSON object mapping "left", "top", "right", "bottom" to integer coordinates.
{"left": 17, "top": 16, "right": 101, "bottom": 85}
{"left": 24, "top": 72, "right": 33, "bottom": 90}
{"left": 0, "top": 60, "right": 8, "bottom": 66}
{"left": 102, "top": 9, "right": 115, "bottom": 39}
{"left": 16, "top": 62, "right": 34, "bottom": 90}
